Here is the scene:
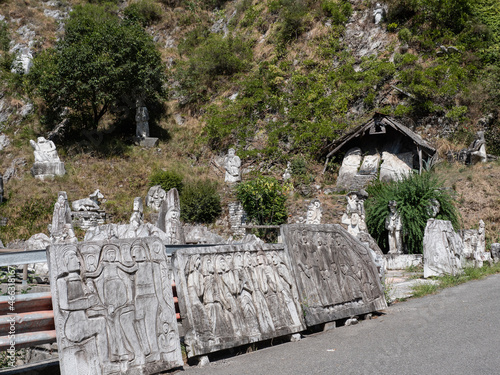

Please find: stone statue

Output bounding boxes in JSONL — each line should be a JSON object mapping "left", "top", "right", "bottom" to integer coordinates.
{"left": 341, "top": 191, "right": 368, "bottom": 236}
{"left": 47, "top": 238, "right": 183, "bottom": 374}
{"left": 0, "top": 173, "right": 3, "bottom": 204}
{"left": 385, "top": 200, "right": 403, "bottom": 254}
{"left": 461, "top": 219, "right": 489, "bottom": 267}
{"left": 157, "top": 188, "right": 185, "bottom": 245}
{"left": 373, "top": 3, "right": 386, "bottom": 24}
{"left": 30, "top": 137, "right": 65, "bottom": 179}
{"left": 146, "top": 185, "right": 166, "bottom": 211}
{"left": 72, "top": 189, "right": 104, "bottom": 212}
{"left": 130, "top": 197, "right": 144, "bottom": 228}
{"left": 282, "top": 162, "right": 291, "bottom": 181}
{"left": 306, "top": 200, "right": 322, "bottom": 224}
{"left": 30, "top": 137, "right": 60, "bottom": 162}
{"left": 281, "top": 224, "right": 386, "bottom": 327}
{"left": 426, "top": 198, "right": 440, "bottom": 218}
{"left": 51, "top": 191, "right": 77, "bottom": 244}
{"left": 468, "top": 131, "right": 487, "bottom": 164}
{"left": 224, "top": 148, "right": 241, "bottom": 183}
{"left": 135, "top": 100, "right": 150, "bottom": 139}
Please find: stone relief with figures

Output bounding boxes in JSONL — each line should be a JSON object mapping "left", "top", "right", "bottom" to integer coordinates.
{"left": 173, "top": 243, "right": 305, "bottom": 357}
{"left": 281, "top": 224, "right": 386, "bottom": 327}
{"left": 47, "top": 237, "right": 183, "bottom": 375}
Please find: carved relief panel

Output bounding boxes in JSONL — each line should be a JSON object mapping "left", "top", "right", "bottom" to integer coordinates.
{"left": 281, "top": 224, "right": 387, "bottom": 327}
{"left": 173, "top": 243, "right": 305, "bottom": 358}
{"left": 47, "top": 237, "right": 183, "bottom": 375}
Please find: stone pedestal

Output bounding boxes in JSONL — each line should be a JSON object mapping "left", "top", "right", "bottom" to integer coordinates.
{"left": 135, "top": 136, "right": 158, "bottom": 148}
{"left": 71, "top": 210, "right": 106, "bottom": 230}
{"left": 31, "top": 161, "right": 65, "bottom": 180}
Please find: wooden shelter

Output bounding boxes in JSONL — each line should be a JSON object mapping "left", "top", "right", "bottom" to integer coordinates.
{"left": 323, "top": 113, "right": 437, "bottom": 173}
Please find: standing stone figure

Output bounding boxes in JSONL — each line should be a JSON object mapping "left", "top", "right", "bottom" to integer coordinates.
{"left": 282, "top": 162, "right": 291, "bottom": 181}
{"left": 51, "top": 191, "right": 77, "bottom": 244}
{"left": 0, "top": 173, "right": 3, "bottom": 204}
{"left": 224, "top": 148, "right": 241, "bottom": 183}
{"left": 341, "top": 191, "right": 368, "bottom": 236}
{"left": 306, "top": 200, "right": 322, "bottom": 224}
{"left": 385, "top": 200, "right": 403, "bottom": 254}
{"left": 130, "top": 197, "right": 144, "bottom": 228}
{"left": 135, "top": 101, "right": 150, "bottom": 139}
{"left": 145, "top": 185, "right": 166, "bottom": 211}
{"left": 157, "top": 188, "right": 185, "bottom": 244}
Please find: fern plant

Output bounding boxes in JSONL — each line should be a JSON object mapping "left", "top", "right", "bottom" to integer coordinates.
{"left": 365, "top": 172, "right": 460, "bottom": 254}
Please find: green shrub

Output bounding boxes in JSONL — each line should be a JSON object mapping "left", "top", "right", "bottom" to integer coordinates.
{"left": 365, "top": 172, "right": 460, "bottom": 254}
{"left": 124, "top": 0, "right": 163, "bottom": 27}
{"left": 321, "top": 0, "right": 352, "bottom": 25}
{"left": 236, "top": 176, "right": 291, "bottom": 225}
{"left": 180, "top": 180, "right": 221, "bottom": 223}
{"left": 149, "top": 170, "right": 184, "bottom": 193}
{"left": 398, "top": 27, "right": 412, "bottom": 43}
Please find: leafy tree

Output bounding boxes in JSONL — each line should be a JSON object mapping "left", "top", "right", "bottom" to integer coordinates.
{"left": 29, "top": 4, "right": 166, "bottom": 131}
{"left": 180, "top": 180, "right": 222, "bottom": 224}
{"left": 365, "top": 172, "right": 460, "bottom": 254}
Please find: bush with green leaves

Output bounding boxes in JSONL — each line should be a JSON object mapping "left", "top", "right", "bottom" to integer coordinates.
{"left": 236, "top": 176, "right": 290, "bottom": 225}
{"left": 365, "top": 172, "right": 460, "bottom": 254}
{"left": 124, "top": 0, "right": 163, "bottom": 27}
{"left": 149, "top": 170, "right": 184, "bottom": 193}
{"left": 180, "top": 180, "right": 221, "bottom": 223}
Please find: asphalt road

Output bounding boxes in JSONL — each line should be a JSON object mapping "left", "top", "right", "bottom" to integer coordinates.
{"left": 180, "top": 274, "right": 500, "bottom": 375}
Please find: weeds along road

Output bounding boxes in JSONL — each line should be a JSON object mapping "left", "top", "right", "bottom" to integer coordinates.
{"left": 180, "top": 274, "right": 500, "bottom": 375}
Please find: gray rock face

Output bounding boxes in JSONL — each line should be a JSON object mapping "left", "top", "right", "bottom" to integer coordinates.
{"left": 423, "top": 219, "right": 464, "bottom": 278}
{"left": 0, "top": 173, "right": 3, "bottom": 204}
{"left": 47, "top": 237, "right": 183, "bottom": 375}
{"left": 84, "top": 222, "right": 170, "bottom": 244}
{"left": 379, "top": 151, "right": 412, "bottom": 182}
{"left": 0, "top": 134, "right": 10, "bottom": 150}
{"left": 336, "top": 147, "right": 362, "bottom": 190}
{"left": 281, "top": 224, "right": 386, "bottom": 327}
{"left": 491, "top": 243, "right": 500, "bottom": 263}
{"left": 184, "top": 225, "right": 225, "bottom": 244}
{"left": 173, "top": 242, "right": 305, "bottom": 358}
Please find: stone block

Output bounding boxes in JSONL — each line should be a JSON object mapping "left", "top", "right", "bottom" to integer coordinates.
{"left": 384, "top": 254, "right": 423, "bottom": 270}
{"left": 47, "top": 237, "right": 183, "bottom": 375}
{"left": 31, "top": 161, "right": 66, "bottom": 180}
{"left": 172, "top": 243, "right": 305, "bottom": 358}
{"left": 491, "top": 243, "right": 500, "bottom": 263}
{"left": 281, "top": 224, "right": 387, "bottom": 327}
{"left": 423, "top": 219, "right": 464, "bottom": 278}
{"left": 136, "top": 137, "right": 158, "bottom": 148}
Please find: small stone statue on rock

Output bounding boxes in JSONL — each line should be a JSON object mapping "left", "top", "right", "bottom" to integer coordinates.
{"left": 385, "top": 200, "right": 403, "bottom": 254}
{"left": 135, "top": 100, "right": 150, "bottom": 139}
{"left": 130, "top": 197, "right": 144, "bottom": 227}
{"left": 282, "top": 161, "right": 291, "bottom": 181}
{"left": 30, "top": 137, "right": 60, "bottom": 162}
{"left": 224, "top": 148, "right": 241, "bottom": 183}
{"left": 306, "top": 199, "right": 322, "bottom": 224}
{"left": 146, "top": 185, "right": 167, "bottom": 211}
{"left": 51, "top": 191, "right": 77, "bottom": 243}
{"left": 468, "top": 131, "right": 487, "bottom": 164}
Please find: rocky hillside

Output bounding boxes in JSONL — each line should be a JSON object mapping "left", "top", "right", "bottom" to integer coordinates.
{"left": 0, "top": 0, "right": 499, "bottom": 246}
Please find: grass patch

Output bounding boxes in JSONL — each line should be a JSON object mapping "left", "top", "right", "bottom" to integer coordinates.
{"left": 411, "top": 263, "right": 500, "bottom": 298}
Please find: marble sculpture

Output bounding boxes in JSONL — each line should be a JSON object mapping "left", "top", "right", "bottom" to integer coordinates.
{"left": 47, "top": 237, "right": 183, "bottom": 375}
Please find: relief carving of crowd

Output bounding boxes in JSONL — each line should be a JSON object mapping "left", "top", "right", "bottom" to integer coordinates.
{"left": 178, "top": 247, "right": 303, "bottom": 356}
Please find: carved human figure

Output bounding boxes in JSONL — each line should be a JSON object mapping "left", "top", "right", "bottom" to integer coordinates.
{"left": 186, "top": 255, "right": 212, "bottom": 341}
{"left": 249, "top": 252, "right": 275, "bottom": 334}
{"left": 306, "top": 200, "right": 322, "bottom": 224}
{"left": 158, "top": 188, "right": 185, "bottom": 244}
{"left": 271, "top": 251, "right": 301, "bottom": 326}
{"left": 89, "top": 246, "right": 141, "bottom": 363}
{"left": 216, "top": 254, "right": 239, "bottom": 336}
{"left": 146, "top": 185, "right": 166, "bottom": 211}
{"left": 282, "top": 161, "right": 291, "bottom": 181}
{"left": 130, "top": 197, "right": 144, "bottom": 228}
{"left": 468, "top": 131, "right": 487, "bottom": 164}
{"left": 373, "top": 2, "right": 385, "bottom": 24}
{"left": 385, "top": 200, "right": 403, "bottom": 254}
{"left": 51, "top": 192, "right": 75, "bottom": 243}
{"left": 30, "top": 137, "right": 60, "bottom": 162}
{"left": 57, "top": 248, "right": 107, "bottom": 373}
{"left": 135, "top": 101, "right": 150, "bottom": 139}
{"left": 224, "top": 148, "right": 241, "bottom": 183}
{"left": 0, "top": 173, "right": 3, "bottom": 204}
{"left": 131, "top": 243, "right": 160, "bottom": 361}
{"left": 426, "top": 198, "right": 440, "bottom": 219}
{"left": 236, "top": 252, "right": 260, "bottom": 337}
{"left": 202, "top": 255, "right": 229, "bottom": 338}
